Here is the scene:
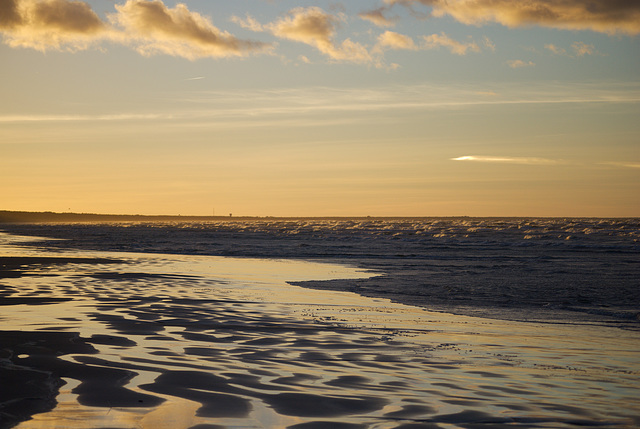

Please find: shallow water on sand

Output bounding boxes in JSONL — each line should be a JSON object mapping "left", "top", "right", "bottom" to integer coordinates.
{"left": 3, "top": 218, "right": 638, "bottom": 327}
{"left": 1, "top": 234, "right": 639, "bottom": 428}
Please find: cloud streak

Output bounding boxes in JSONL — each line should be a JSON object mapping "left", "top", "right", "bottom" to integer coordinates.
{"left": 453, "top": 157, "right": 640, "bottom": 170}
{"left": 385, "top": 0, "right": 640, "bottom": 35}
{"left": 0, "top": 113, "right": 177, "bottom": 122}
{"left": 451, "top": 156, "right": 562, "bottom": 165}
{"left": 4, "top": 81, "right": 637, "bottom": 124}
{"left": 600, "top": 162, "right": 640, "bottom": 170}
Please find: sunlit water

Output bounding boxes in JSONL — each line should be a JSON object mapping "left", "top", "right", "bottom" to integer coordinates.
{"left": 3, "top": 218, "right": 639, "bottom": 326}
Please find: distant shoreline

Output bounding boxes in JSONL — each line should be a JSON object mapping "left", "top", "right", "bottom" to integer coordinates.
{"left": 0, "top": 210, "right": 263, "bottom": 223}
{"left": 0, "top": 210, "right": 472, "bottom": 223}
{"left": 0, "top": 210, "right": 628, "bottom": 223}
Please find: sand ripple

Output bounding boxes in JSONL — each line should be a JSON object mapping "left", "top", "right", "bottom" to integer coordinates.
{"left": 0, "top": 249, "right": 639, "bottom": 428}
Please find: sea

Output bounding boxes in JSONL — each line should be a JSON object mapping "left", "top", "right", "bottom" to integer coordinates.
{"left": 2, "top": 217, "right": 639, "bottom": 329}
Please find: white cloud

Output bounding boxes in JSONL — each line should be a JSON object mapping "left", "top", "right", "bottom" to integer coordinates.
{"left": 451, "top": 156, "right": 561, "bottom": 165}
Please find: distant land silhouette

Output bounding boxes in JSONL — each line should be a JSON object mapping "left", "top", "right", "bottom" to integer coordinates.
{"left": 0, "top": 210, "right": 454, "bottom": 223}
{"left": 0, "top": 210, "right": 258, "bottom": 223}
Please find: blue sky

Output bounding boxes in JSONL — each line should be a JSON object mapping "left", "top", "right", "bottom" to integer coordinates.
{"left": 1, "top": 0, "right": 639, "bottom": 216}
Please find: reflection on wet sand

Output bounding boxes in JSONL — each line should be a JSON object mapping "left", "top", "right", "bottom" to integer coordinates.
{"left": 0, "top": 241, "right": 639, "bottom": 428}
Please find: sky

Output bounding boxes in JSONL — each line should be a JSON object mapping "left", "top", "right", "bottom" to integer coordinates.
{"left": 1, "top": 0, "right": 639, "bottom": 217}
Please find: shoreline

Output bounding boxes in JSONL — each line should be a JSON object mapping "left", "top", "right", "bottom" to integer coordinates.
{"left": 2, "top": 220, "right": 638, "bottom": 330}
{"left": 1, "top": 233, "right": 639, "bottom": 428}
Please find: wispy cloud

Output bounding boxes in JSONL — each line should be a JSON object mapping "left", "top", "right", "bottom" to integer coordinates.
{"left": 385, "top": 0, "right": 640, "bottom": 35}
{"left": 230, "top": 14, "right": 264, "bottom": 32}
{"left": 2, "top": 82, "right": 638, "bottom": 124}
{"left": 376, "top": 30, "right": 417, "bottom": 50}
{"left": 0, "top": 0, "right": 270, "bottom": 58}
{"left": 545, "top": 43, "right": 567, "bottom": 55}
{"left": 0, "top": 113, "right": 177, "bottom": 122}
{"left": 359, "top": 7, "right": 397, "bottom": 27}
{"left": 600, "top": 162, "right": 640, "bottom": 169}
{"left": 421, "top": 32, "right": 480, "bottom": 55}
{"left": 375, "top": 31, "right": 482, "bottom": 55}
{"left": 453, "top": 156, "right": 640, "bottom": 169}
{"left": 451, "top": 156, "right": 562, "bottom": 165}
{"left": 233, "top": 7, "right": 372, "bottom": 64}
{"left": 183, "top": 82, "right": 640, "bottom": 115}
{"left": 571, "top": 41, "right": 595, "bottom": 57}
{"left": 507, "top": 59, "right": 535, "bottom": 68}
{"left": 482, "top": 36, "right": 496, "bottom": 52}
{"left": 545, "top": 41, "right": 598, "bottom": 57}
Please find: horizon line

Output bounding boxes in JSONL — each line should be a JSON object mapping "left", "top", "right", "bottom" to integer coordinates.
{"left": 0, "top": 210, "right": 636, "bottom": 221}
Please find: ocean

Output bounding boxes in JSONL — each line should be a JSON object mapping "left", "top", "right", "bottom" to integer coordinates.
{"left": 1, "top": 218, "right": 639, "bottom": 428}
{"left": 2, "top": 218, "right": 639, "bottom": 328}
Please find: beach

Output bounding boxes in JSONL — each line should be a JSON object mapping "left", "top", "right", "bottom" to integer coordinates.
{"left": 3, "top": 0, "right": 639, "bottom": 424}
{"left": 1, "top": 227, "right": 639, "bottom": 428}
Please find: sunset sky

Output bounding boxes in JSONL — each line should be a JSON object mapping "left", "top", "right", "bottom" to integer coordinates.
{"left": 2, "top": 0, "right": 639, "bottom": 217}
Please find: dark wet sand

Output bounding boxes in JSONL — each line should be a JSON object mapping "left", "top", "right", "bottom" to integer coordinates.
{"left": 1, "top": 247, "right": 639, "bottom": 428}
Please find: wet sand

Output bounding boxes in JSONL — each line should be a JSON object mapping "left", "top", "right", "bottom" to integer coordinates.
{"left": 1, "top": 234, "right": 639, "bottom": 428}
